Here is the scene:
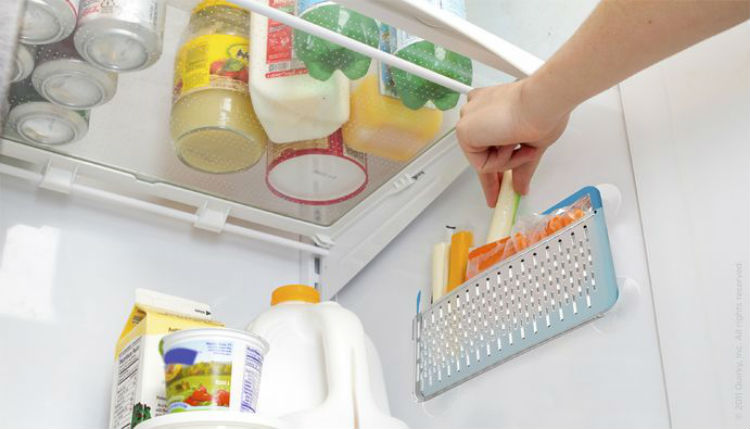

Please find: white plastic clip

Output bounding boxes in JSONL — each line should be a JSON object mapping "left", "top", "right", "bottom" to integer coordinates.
{"left": 391, "top": 171, "right": 424, "bottom": 196}
{"left": 194, "top": 203, "right": 230, "bottom": 233}
{"left": 313, "top": 234, "right": 335, "bottom": 249}
{"left": 39, "top": 161, "right": 77, "bottom": 194}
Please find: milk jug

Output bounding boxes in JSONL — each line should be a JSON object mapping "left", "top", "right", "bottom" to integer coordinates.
{"left": 246, "top": 285, "right": 407, "bottom": 428}
{"left": 249, "top": 2, "right": 349, "bottom": 143}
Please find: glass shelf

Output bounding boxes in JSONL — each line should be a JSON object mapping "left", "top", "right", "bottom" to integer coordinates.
{"left": 2, "top": 1, "right": 474, "bottom": 227}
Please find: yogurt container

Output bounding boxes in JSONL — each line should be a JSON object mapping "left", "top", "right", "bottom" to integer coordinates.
{"left": 266, "top": 130, "right": 368, "bottom": 205}
{"left": 162, "top": 328, "right": 269, "bottom": 414}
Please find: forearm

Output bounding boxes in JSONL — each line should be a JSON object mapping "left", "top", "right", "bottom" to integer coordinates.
{"left": 524, "top": 0, "right": 750, "bottom": 117}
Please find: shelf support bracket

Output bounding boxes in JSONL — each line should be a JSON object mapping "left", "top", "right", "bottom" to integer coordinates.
{"left": 389, "top": 170, "right": 424, "bottom": 197}
{"left": 313, "top": 234, "right": 335, "bottom": 249}
{"left": 194, "top": 202, "right": 230, "bottom": 233}
{"left": 39, "top": 161, "right": 77, "bottom": 194}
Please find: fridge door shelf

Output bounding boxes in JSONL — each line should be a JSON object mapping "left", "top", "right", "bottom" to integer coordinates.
{"left": 413, "top": 187, "right": 619, "bottom": 401}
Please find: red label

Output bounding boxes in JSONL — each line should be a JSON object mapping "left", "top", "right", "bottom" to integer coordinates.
{"left": 265, "top": 0, "right": 308, "bottom": 78}
{"left": 327, "top": 129, "right": 344, "bottom": 155}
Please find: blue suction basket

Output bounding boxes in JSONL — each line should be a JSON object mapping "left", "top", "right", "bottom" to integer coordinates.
{"left": 414, "top": 186, "right": 618, "bottom": 401}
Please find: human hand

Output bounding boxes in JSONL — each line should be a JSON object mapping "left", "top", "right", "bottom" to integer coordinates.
{"left": 456, "top": 79, "right": 571, "bottom": 207}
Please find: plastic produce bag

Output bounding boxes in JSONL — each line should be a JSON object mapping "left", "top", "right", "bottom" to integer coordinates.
{"left": 466, "top": 196, "right": 592, "bottom": 279}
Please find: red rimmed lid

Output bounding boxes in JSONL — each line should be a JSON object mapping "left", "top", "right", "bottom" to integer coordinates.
{"left": 266, "top": 129, "right": 368, "bottom": 206}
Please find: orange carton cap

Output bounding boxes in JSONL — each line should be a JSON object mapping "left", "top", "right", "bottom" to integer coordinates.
{"left": 271, "top": 284, "right": 321, "bottom": 306}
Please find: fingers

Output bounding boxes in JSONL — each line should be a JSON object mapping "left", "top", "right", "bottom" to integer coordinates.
{"left": 478, "top": 171, "right": 501, "bottom": 208}
{"left": 464, "top": 144, "right": 538, "bottom": 175}
{"left": 512, "top": 151, "right": 544, "bottom": 195}
{"left": 457, "top": 109, "right": 516, "bottom": 152}
{"left": 480, "top": 145, "right": 513, "bottom": 173}
{"left": 458, "top": 82, "right": 556, "bottom": 200}
{"left": 475, "top": 146, "right": 537, "bottom": 206}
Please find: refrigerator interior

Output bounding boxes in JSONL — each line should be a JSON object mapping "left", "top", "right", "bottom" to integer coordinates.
{"left": 0, "top": 1, "right": 748, "bottom": 429}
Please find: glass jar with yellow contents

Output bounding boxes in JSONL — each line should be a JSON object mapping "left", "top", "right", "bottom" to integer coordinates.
{"left": 170, "top": 0, "right": 268, "bottom": 174}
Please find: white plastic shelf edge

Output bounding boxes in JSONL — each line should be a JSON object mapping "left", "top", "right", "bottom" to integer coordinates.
{"left": 0, "top": 158, "right": 329, "bottom": 256}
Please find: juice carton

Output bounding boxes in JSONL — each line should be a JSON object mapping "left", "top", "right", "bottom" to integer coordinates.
{"left": 109, "top": 289, "right": 223, "bottom": 429}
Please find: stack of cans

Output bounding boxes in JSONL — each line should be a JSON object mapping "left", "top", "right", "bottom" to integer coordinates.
{"left": 4, "top": 0, "right": 166, "bottom": 145}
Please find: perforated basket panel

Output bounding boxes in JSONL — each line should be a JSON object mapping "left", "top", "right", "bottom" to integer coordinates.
{"left": 414, "top": 187, "right": 618, "bottom": 401}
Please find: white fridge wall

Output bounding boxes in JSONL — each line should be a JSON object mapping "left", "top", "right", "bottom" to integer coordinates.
{"left": 0, "top": 176, "right": 301, "bottom": 428}
{"left": 620, "top": 23, "right": 750, "bottom": 429}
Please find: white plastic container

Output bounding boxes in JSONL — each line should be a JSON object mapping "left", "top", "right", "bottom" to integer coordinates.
{"left": 11, "top": 44, "right": 36, "bottom": 83}
{"left": 19, "top": 0, "right": 79, "bottom": 45}
{"left": 161, "top": 328, "right": 269, "bottom": 414}
{"left": 75, "top": 0, "right": 166, "bottom": 72}
{"left": 249, "top": 1, "right": 349, "bottom": 143}
{"left": 246, "top": 285, "right": 406, "bottom": 429}
{"left": 32, "top": 40, "right": 118, "bottom": 109}
{"left": 266, "top": 130, "right": 368, "bottom": 205}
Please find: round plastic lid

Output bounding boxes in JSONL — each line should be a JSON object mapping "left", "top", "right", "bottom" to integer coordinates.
{"left": 9, "top": 102, "right": 88, "bottom": 145}
{"left": 33, "top": 59, "right": 117, "bottom": 109}
{"left": 80, "top": 28, "right": 151, "bottom": 72}
{"left": 271, "top": 284, "right": 320, "bottom": 306}
{"left": 136, "top": 411, "right": 281, "bottom": 429}
{"left": 162, "top": 327, "right": 269, "bottom": 356}
{"left": 266, "top": 152, "right": 367, "bottom": 205}
{"left": 20, "top": 1, "right": 62, "bottom": 43}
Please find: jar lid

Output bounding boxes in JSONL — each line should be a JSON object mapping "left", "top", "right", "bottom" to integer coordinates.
{"left": 194, "top": 0, "right": 245, "bottom": 13}
{"left": 271, "top": 285, "right": 320, "bottom": 306}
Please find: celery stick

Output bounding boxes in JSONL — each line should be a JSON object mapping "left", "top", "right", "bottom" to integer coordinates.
{"left": 485, "top": 170, "right": 520, "bottom": 244}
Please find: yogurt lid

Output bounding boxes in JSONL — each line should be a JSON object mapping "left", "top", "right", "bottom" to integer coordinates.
{"left": 135, "top": 411, "right": 282, "bottom": 429}
{"left": 32, "top": 59, "right": 118, "bottom": 109}
{"left": 162, "top": 328, "right": 269, "bottom": 355}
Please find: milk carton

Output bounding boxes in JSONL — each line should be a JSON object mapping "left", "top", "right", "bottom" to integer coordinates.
{"left": 249, "top": 0, "right": 349, "bottom": 144}
{"left": 109, "top": 289, "right": 222, "bottom": 429}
